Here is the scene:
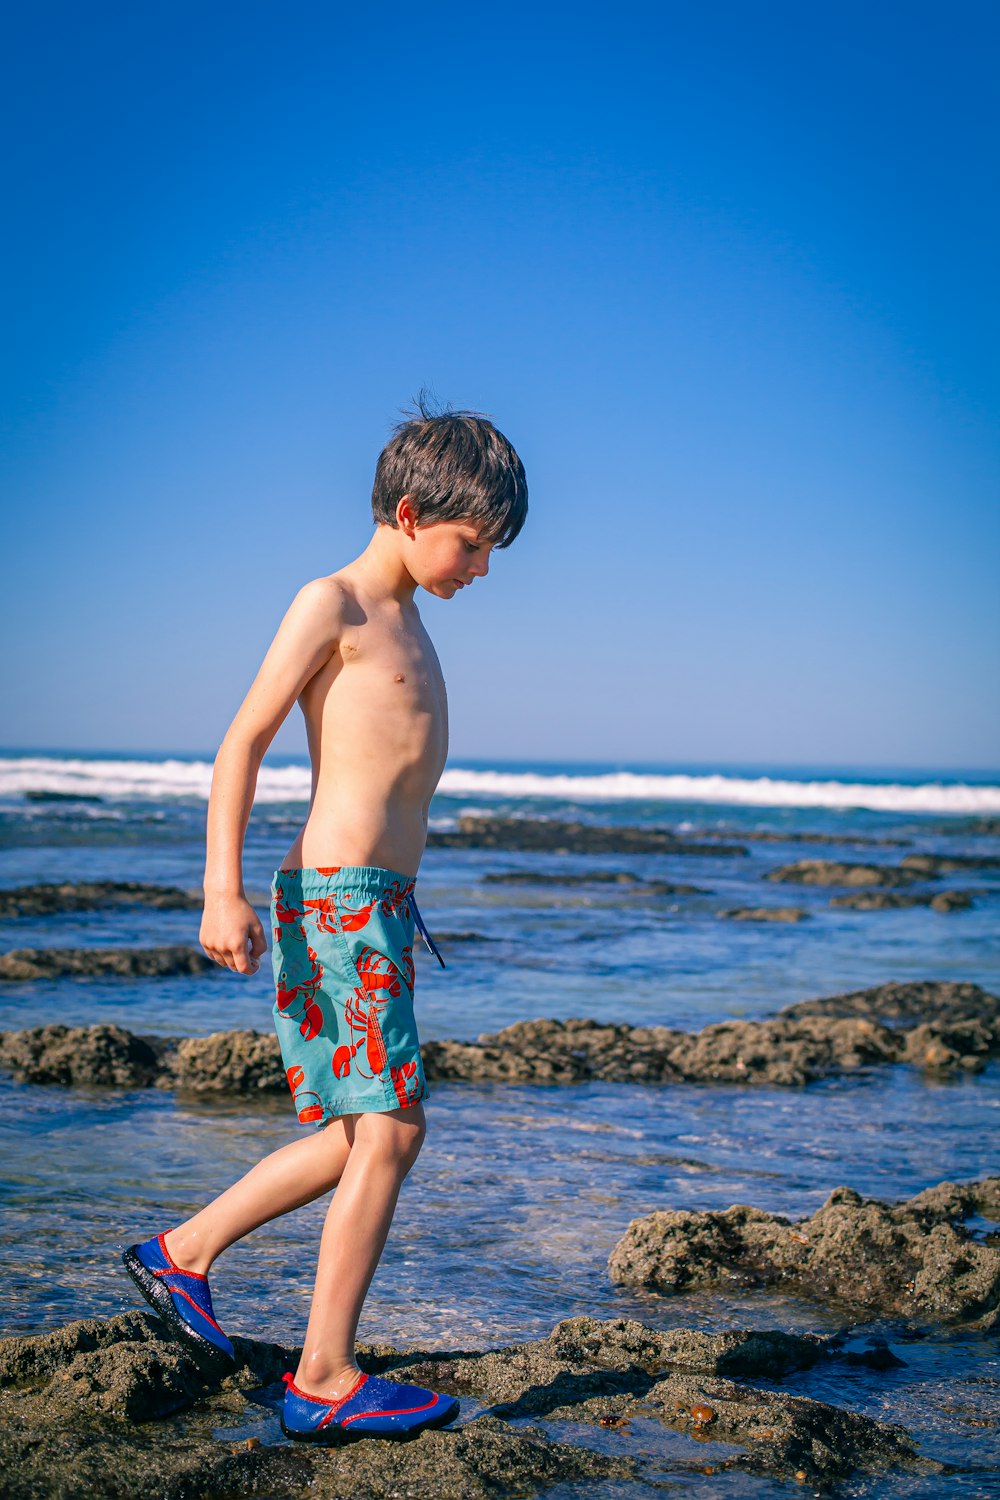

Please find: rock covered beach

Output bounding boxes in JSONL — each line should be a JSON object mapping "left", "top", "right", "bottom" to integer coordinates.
{"left": 2, "top": 808, "right": 999, "bottom": 1496}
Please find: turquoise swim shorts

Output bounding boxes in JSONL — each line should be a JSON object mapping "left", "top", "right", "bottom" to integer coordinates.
{"left": 270, "top": 865, "right": 432, "bottom": 1126}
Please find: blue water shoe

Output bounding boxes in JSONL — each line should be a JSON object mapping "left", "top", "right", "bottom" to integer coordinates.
{"left": 280, "top": 1369, "right": 459, "bottom": 1443}
{"left": 122, "top": 1232, "right": 235, "bottom": 1363}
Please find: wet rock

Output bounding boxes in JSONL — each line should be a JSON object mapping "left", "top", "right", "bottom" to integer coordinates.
{"left": 830, "top": 889, "right": 975, "bottom": 911}
{"left": 23, "top": 789, "right": 105, "bottom": 802}
{"left": 3, "top": 981, "right": 996, "bottom": 1095}
{"left": 954, "top": 816, "right": 1000, "bottom": 835}
{"left": 0, "top": 880, "right": 202, "bottom": 918}
{"left": 719, "top": 906, "right": 809, "bottom": 922}
{"left": 765, "top": 859, "right": 925, "bottom": 887}
{"left": 428, "top": 815, "right": 747, "bottom": 857}
{"left": 900, "top": 852, "right": 1000, "bottom": 875}
{"left": 608, "top": 1177, "right": 1000, "bottom": 1328}
{"left": 0, "top": 945, "right": 214, "bottom": 982}
{"left": 690, "top": 827, "right": 910, "bottom": 846}
{"left": 165, "top": 1029, "right": 286, "bottom": 1094}
{"left": 0, "top": 1313, "right": 633, "bottom": 1500}
{"left": 0, "top": 1024, "right": 164, "bottom": 1087}
{"left": 400, "top": 1316, "right": 919, "bottom": 1483}
{"left": 547, "top": 1373, "right": 919, "bottom": 1481}
{"left": 779, "top": 979, "right": 999, "bottom": 1025}
{"left": 483, "top": 869, "right": 643, "bottom": 885}
{"left": 481, "top": 870, "right": 709, "bottom": 894}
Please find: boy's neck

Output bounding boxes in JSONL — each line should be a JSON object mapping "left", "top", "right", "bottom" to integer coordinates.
{"left": 352, "top": 525, "right": 418, "bottom": 604}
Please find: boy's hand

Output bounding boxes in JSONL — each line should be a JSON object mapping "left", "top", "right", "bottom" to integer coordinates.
{"left": 200, "top": 895, "right": 268, "bottom": 976}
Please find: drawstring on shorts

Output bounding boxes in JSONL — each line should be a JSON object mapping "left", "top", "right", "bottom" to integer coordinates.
{"left": 407, "top": 892, "right": 446, "bottom": 969}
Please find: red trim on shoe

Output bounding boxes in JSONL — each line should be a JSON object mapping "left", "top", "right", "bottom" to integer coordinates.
{"left": 280, "top": 1369, "right": 370, "bottom": 1424}
{"left": 340, "top": 1394, "right": 438, "bottom": 1425}
{"left": 168, "top": 1283, "right": 227, "bottom": 1335}
{"left": 157, "top": 1232, "right": 208, "bottom": 1280}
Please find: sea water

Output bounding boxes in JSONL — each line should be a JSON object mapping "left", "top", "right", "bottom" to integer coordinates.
{"left": 1, "top": 750, "right": 998, "bottom": 1496}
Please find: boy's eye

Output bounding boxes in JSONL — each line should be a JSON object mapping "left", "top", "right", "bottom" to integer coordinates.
{"left": 463, "top": 540, "right": 480, "bottom": 553}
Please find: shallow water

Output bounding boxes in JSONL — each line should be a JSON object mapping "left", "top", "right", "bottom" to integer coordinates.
{"left": 1, "top": 756, "right": 999, "bottom": 1496}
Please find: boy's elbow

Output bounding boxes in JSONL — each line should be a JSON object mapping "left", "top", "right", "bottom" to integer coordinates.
{"left": 221, "top": 721, "right": 271, "bottom": 761}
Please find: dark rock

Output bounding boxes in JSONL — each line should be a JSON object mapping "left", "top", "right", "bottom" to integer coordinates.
{"left": 953, "top": 816, "right": 1000, "bottom": 835}
{"left": 765, "top": 859, "right": 925, "bottom": 887}
{"left": 608, "top": 1177, "right": 1000, "bottom": 1328}
{"left": 0, "top": 945, "right": 215, "bottom": 981}
{"left": 0, "top": 1310, "right": 930, "bottom": 1490}
{"left": 483, "top": 869, "right": 643, "bottom": 885}
{"left": 900, "top": 852, "right": 1000, "bottom": 875}
{"left": 428, "top": 815, "right": 747, "bottom": 857}
{"left": 432, "top": 931, "right": 494, "bottom": 943}
{"left": 482, "top": 869, "right": 709, "bottom": 895}
{"left": 830, "top": 889, "right": 975, "bottom": 911}
{"left": 929, "top": 890, "right": 976, "bottom": 911}
{"left": 780, "top": 979, "right": 999, "bottom": 1025}
{"left": 719, "top": 907, "right": 809, "bottom": 922}
{"left": 23, "top": 790, "right": 104, "bottom": 802}
{"left": 0, "top": 1024, "right": 164, "bottom": 1087}
{"left": 165, "top": 1029, "right": 287, "bottom": 1094}
{"left": 689, "top": 827, "right": 910, "bottom": 846}
{"left": 0, "top": 1313, "right": 633, "bottom": 1500}
{"left": 3, "top": 981, "right": 996, "bottom": 1096}
{"left": 0, "top": 881, "right": 202, "bottom": 918}
{"left": 401, "top": 1315, "right": 919, "bottom": 1482}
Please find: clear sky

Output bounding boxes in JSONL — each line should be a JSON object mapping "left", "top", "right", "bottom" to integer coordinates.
{"left": 3, "top": 1, "right": 998, "bottom": 770}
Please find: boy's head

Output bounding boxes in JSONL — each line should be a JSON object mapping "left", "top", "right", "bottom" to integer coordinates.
{"left": 372, "top": 400, "right": 527, "bottom": 550}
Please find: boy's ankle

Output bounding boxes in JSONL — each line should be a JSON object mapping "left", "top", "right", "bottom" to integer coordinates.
{"left": 292, "top": 1359, "right": 363, "bottom": 1401}
{"left": 162, "top": 1228, "right": 213, "bottom": 1277}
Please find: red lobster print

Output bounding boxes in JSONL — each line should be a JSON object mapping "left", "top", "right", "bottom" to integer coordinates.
{"left": 273, "top": 889, "right": 305, "bottom": 943}
{"left": 275, "top": 942, "right": 326, "bottom": 1040}
{"left": 285, "top": 1065, "right": 325, "bottom": 1124}
{"left": 301, "top": 893, "right": 376, "bottom": 934}
{"left": 331, "top": 945, "right": 406, "bottom": 1081}
{"left": 390, "top": 1060, "right": 423, "bottom": 1109}
{"left": 379, "top": 879, "right": 415, "bottom": 919}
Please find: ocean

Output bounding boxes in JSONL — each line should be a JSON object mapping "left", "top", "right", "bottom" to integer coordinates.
{"left": 1, "top": 749, "right": 998, "bottom": 1497}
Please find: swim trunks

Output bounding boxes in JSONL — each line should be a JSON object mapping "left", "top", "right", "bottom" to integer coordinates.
{"left": 270, "top": 865, "right": 433, "bottom": 1126}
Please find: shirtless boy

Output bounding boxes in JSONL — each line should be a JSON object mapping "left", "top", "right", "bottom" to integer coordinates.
{"left": 122, "top": 404, "right": 528, "bottom": 1443}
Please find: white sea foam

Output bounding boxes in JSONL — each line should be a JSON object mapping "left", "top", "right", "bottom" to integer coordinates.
{"left": 1, "top": 755, "right": 998, "bottom": 815}
{"left": 0, "top": 756, "right": 310, "bottom": 804}
{"left": 435, "top": 769, "right": 1000, "bottom": 815}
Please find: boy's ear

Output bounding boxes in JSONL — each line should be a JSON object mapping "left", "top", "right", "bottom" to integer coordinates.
{"left": 395, "top": 494, "right": 419, "bottom": 537}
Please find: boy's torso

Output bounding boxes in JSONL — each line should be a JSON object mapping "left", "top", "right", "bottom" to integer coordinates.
{"left": 281, "top": 571, "right": 448, "bottom": 877}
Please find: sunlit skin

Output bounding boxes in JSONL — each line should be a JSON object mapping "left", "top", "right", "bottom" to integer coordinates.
{"left": 168, "top": 496, "right": 493, "bottom": 1403}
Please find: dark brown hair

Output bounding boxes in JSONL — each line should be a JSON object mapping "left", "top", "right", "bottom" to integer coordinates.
{"left": 371, "top": 396, "right": 527, "bottom": 547}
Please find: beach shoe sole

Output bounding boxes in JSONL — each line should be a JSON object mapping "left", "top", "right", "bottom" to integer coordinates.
{"left": 122, "top": 1246, "right": 235, "bottom": 1366}
{"left": 280, "top": 1397, "right": 460, "bottom": 1445}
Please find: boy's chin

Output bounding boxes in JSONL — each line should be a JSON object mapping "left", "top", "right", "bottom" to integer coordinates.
{"left": 424, "top": 579, "right": 463, "bottom": 598}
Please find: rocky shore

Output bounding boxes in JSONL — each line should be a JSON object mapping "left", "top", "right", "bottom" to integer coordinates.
{"left": 1, "top": 981, "right": 996, "bottom": 1094}
{"left": 609, "top": 1177, "right": 1000, "bottom": 1329}
{"left": 0, "top": 946, "right": 215, "bottom": 981}
{"left": 0, "top": 1309, "right": 931, "bottom": 1496}
{"left": 0, "top": 880, "right": 203, "bottom": 918}
{"left": 428, "top": 815, "right": 747, "bottom": 857}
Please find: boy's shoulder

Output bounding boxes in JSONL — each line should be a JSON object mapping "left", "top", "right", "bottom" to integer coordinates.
{"left": 289, "top": 571, "right": 357, "bottom": 620}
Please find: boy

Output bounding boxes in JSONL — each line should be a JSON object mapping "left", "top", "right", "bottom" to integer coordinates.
{"left": 122, "top": 403, "right": 528, "bottom": 1443}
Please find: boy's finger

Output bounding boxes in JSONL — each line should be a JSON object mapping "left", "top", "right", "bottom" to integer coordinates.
{"left": 249, "top": 926, "right": 268, "bottom": 958}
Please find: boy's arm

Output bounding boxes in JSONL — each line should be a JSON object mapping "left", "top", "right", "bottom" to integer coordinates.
{"left": 200, "top": 579, "right": 345, "bottom": 975}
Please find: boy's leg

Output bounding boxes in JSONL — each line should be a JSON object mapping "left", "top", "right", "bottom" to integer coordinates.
{"left": 162, "top": 1116, "right": 355, "bottom": 1274}
{"left": 294, "top": 1102, "right": 426, "bottom": 1399}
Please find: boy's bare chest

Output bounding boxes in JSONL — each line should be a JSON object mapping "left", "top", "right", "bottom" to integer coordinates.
{"left": 303, "top": 613, "right": 448, "bottom": 752}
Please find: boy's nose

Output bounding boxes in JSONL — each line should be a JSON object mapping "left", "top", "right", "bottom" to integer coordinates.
{"left": 471, "top": 552, "right": 490, "bottom": 578}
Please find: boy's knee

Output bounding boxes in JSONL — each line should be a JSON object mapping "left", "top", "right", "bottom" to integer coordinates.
{"left": 356, "top": 1107, "right": 425, "bottom": 1172}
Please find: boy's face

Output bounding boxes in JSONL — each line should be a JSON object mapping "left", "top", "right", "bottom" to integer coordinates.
{"left": 404, "top": 513, "right": 493, "bottom": 599}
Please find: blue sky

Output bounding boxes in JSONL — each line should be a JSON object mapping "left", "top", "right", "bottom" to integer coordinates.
{"left": 3, "top": 1, "right": 998, "bottom": 769}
